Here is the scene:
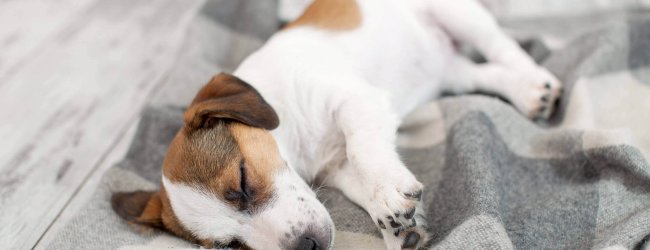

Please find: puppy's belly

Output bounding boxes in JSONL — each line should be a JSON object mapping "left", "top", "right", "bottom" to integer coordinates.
{"left": 383, "top": 75, "right": 444, "bottom": 118}
{"left": 362, "top": 51, "right": 448, "bottom": 118}
{"left": 354, "top": 30, "right": 451, "bottom": 117}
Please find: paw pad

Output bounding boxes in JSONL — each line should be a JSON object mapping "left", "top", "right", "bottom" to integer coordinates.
{"left": 401, "top": 232, "right": 421, "bottom": 248}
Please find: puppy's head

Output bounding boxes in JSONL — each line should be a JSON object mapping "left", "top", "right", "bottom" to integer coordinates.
{"left": 112, "top": 73, "right": 334, "bottom": 249}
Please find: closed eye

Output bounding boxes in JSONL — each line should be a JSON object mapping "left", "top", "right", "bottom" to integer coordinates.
{"left": 214, "top": 239, "right": 245, "bottom": 249}
{"left": 224, "top": 159, "right": 252, "bottom": 212}
{"left": 239, "top": 159, "right": 252, "bottom": 201}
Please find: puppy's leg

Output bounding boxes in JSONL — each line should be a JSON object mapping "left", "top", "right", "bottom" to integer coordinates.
{"left": 322, "top": 81, "right": 428, "bottom": 249}
{"left": 425, "top": 0, "right": 562, "bottom": 119}
{"left": 442, "top": 54, "right": 557, "bottom": 118}
{"left": 328, "top": 162, "right": 428, "bottom": 250}
{"left": 425, "top": 0, "right": 532, "bottom": 67}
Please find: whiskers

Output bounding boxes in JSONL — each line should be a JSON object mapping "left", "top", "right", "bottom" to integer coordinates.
{"left": 310, "top": 183, "right": 332, "bottom": 206}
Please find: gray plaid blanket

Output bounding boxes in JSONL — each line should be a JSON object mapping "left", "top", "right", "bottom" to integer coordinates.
{"left": 48, "top": 1, "right": 650, "bottom": 249}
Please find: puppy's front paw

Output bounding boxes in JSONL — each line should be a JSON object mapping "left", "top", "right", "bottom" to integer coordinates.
{"left": 366, "top": 179, "right": 429, "bottom": 249}
{"left": 380, "top": 207, "right": 429, "bottom": 250}
{"left": 506, "top": 66, "right": 562, "bottom": 120}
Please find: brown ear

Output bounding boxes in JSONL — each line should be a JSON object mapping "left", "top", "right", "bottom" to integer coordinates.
{"left": 184, "top": 73, "right": 279, "bottom": 131}
{"left": 111, "top": 191, "right": 163, "bottom": 228}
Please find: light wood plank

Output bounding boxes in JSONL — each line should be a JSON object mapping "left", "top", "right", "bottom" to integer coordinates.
{"left": 32, "top": 118, "right": 139, "bottom": 250}
{"left": 0, "top": 0, "right": 99, "bottom": 80}
{"left": 0, "top": 0, "right": 204, "bottom": 248}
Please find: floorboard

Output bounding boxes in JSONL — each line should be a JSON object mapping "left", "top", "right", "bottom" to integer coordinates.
{"left": 32, "top": 119, "right": 139, "bottom": 249}
{"left": 0, "top": 0, "right": 204, "bottom": 248}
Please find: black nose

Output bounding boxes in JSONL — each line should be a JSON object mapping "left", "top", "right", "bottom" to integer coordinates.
{"left": 296, "top": 236, "right": 320, "bottom": 250}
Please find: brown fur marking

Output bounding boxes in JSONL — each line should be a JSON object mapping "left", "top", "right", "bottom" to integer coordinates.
{"left": 286, "top": 0, "right": 361, "bottom": 31}
{"left": 111, "top": 190, "right": 199, "bottom": 244}
{"left": 162, "top": 121, "right": 282, "bottom": 213}
{"left": 111, "top": 191, "right": 159, "bottom": 224}
{"left": 184, "top": 73, "right": 279, "bottom": 131}
{"left": 111, "top": 73, "right": 284, "bottom": 247}
{"left": 230, "top": 123, "right": 285, "bottom": 211}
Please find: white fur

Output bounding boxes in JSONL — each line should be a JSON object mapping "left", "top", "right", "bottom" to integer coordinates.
{"left": 236, "top": 0, "right": 559, "bottom": 183}
{"left": 163, "top": 169, "right": 333, "bottom": 249}
{"left": 162, "top": 176, "right": 243, "bottom": 241}
{"left": 169, "top": 0, "right": 561, "bottom": 249}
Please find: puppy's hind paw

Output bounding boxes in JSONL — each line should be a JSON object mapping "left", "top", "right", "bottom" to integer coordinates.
{"left": 506, "top": 66, "right": 563, "bottom": 120}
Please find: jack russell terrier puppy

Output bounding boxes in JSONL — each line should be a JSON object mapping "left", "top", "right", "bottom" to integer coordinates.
{"left": 111, "top": 0, "right": 561, "bottom": 249}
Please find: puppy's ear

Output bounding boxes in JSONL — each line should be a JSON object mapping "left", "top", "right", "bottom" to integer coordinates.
{"left": 111, "top": 191, "right": 163, "bottom": 228}
{"left": 184, "top": 73, "right": 279, "bottom": 131}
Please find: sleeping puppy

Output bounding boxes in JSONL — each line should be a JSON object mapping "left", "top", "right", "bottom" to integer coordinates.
{"left": 111, "top": 0, "right": 561, "bottom": 249}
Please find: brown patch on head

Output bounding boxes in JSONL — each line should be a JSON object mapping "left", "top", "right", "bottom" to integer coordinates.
{"left": 163, "top": 122, "right": 239, "bottom": 186}
{"left": 162, "top": 121, "right": 282, "bottom": 212}
{"left": 111, "top": 72, "right": 285, "bottom": 247}
{"left": 285, "top": 0, "right": 361, "bottom": 31}
{"left": 164, "top": 73, "right": 284, "bottom": 212}
{"left": 229, "top": 123, "right": 285, "bottom": 208}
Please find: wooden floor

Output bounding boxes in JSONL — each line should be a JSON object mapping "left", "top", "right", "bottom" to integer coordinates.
{"left": 0, "top": 0, "right": 205, "bottom": 248}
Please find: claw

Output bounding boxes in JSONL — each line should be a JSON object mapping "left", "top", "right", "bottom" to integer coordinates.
{"left": 404, "top": 208, "right": 415, "bottom": 220}
{"left": 378, "top": 219, "right": 386, "bottom": 229}
{"left": 541, "top": 94, "right": 549, "bottom": 102}
{"left": 402, "top": 232, "right": 421, "bottom": 249}
{"left": 405, "top": 190, "right": 422, "bottom": 201}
